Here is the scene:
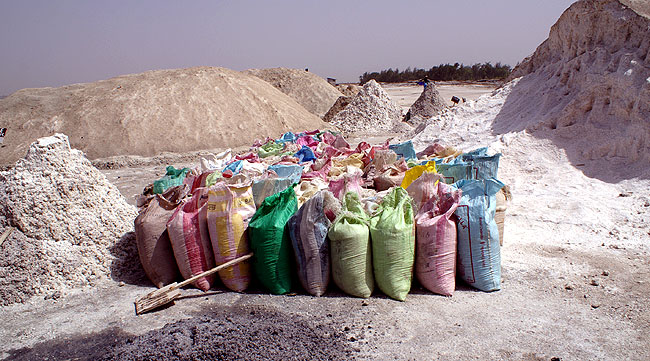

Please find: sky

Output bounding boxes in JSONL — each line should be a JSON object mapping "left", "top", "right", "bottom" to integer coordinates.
{"left": 0, "top": 0, "right": 576, "bottom": 96}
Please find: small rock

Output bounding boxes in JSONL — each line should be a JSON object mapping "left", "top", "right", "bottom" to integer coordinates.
{"left": 344, "top": 326, "right": 350, "bottom": 332}
{"left": 602, "top": 271, "right": 609, "bottom": 277}
{"left": 361, "top": 300, "right": 369, "bottom": 306}
{"left": 564, "top": 284, "right": 574, "bottom": 290}
{"left": 349, "top": 336, "right": 357, "bottom": 342}
{"left": 618, "top": 191, "right": 632, "bottom": 197}
{"left": 584, "top": 294, "right": 589, "bottom": 299}
{"left": 591, "top": 304, "right": 600, "bottom": 309}
{"left": 551, "top": 357, "right": 561, "bottom": 361}
{"left": 118, "top": 281, "right": 125, "bottom": 287}
{"left": 590, "top": 279, "right": 599, "bottom": 286}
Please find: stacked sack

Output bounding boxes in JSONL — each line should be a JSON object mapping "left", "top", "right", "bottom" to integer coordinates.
{"left": 134, "top": 130, "right": 509, "bottom": 301}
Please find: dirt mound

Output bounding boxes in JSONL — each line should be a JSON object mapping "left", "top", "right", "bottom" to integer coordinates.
{"left": 405, "top": 82, "right": 446, "bottom": 125}
{"left": 496, "top": 0, "right": 650, "bottom": 177}
{"left": 336, "top": 84, "right": 362, "bottom": 97}
{"left": 329, "top": 80, "right": 404, "bottom": 134}
{"left": 0, "top": 67, "right": 326, "bottom": 166}
{"left": 244, "top": 67, "right": 343, "bottom": 118}
{"left": 323, "top": 96, "right": 353, "bottom": 123}
{"left": 0, "top": 134, "right": 138, "bottom": 305}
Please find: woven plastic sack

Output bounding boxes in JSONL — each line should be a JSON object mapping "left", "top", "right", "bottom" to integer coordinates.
{"left": 369, "top": 187, "right": 415, "bottom": 301}
{"left": 294, "top": 145, "right": 317, "bottom": 163}
{"left": 153, "top": 166, "right": 190, "bottom": 194}
{"left": 328, "top": 192, "right": 374, "bottom": 298}
{"left": 267, "top": 164, "right": 303, "bottom": 184}
{"left": 166, "top": 187, "right": 216, "bottom": 291}
{"left": 252, "top": 177, "right": 295, "bottom": 208}
{"left": 328, "top": 168, "right": 364, "bottom": 200}
{"left": 200, "top": 149, "right": 233, "bottom": 173}
{"left": 288, "top": 190, "right": 340, "bottom": 296}
{"left": 248, "top": 186, "right": 298, "bottom": 294}
{"left": 258, "top": 141, "right": 284, "bottom": 158}
{"left": 400, "top": 161, "right": 437, "bottom": 189}
{"left": 134, "top": 185, "right": 188, "bottom": 288}
{"left": 374, "top": 166, "right": 406, "bottom": 192}
{"left": 294, "top": 179, "right": 329, "bottom": 208}
{"left": 436, "top": 163, "right": 472, "bottom": 184}
{"left": 453, "top": 179, "right": 504, "bottom": 292}
{"left": 469, "top": 154, "right": 501, "bottom": 180}
{"left": 388, "top": 140, "right": 417, "bottom": 160}
{"left": 405, "top": 172, "right": 443, "bottom": 213}
{"left": 206, "top": 179, "right": 255, "bottom": 292}
{"left": 414, "top": 182, "right": 461, "bottom": 296}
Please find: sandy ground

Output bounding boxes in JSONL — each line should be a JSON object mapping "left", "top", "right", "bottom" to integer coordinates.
{"left": 1, "top": 84, "right": 648, "bottom": 360}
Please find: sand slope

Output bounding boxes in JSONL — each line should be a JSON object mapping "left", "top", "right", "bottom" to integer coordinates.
{"left": 498, "top": 0, "right": 650, "bottom": 179}
{"left": 244, "top": 67, "right": 343, "bottom": 118}
{"left": 0, "top": 67, "right": 326, "bottom": 166}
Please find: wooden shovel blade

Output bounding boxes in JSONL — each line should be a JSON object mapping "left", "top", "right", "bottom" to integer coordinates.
{"left": 134, "top": 283, "right": 181, "bottom": 315}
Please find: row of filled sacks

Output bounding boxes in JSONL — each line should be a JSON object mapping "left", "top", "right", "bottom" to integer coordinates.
{"left": 135, "top": 170, "right": 504, "bottom": 301}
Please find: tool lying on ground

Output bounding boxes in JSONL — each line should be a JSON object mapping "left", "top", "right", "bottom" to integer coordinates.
{"left": 0, "top": 227, "right": 14, "bottom": 247}
{"left": 134, "top": 253, "right": 253, "bottom": 315}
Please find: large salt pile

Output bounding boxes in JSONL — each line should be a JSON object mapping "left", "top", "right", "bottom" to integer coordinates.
{"left": 330, "top": 80, "right": 405, "bottom": 134}
{"left": 493, "top": 0, "right": 650, "bottom": 178}
{"left": 323, "top": 96, "right": 352, "bottom": 123}
{"left": 244, "top": 67, "right": 343, "bottom": 118}
{"left": 405, "top": 82, "right": 446, "bottom": 125}
{"left": 0, "top": 67, "right": 326, "bottom": 166}
{"left": 0, "top": 134, "right": 138, "bottom": 305}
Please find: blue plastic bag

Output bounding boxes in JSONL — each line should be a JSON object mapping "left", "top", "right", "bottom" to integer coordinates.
{"left": 222, "top": 160, "right": 243, "bottom": 175}
{"left": 276, "top": 132, "right": 296, "bottom": 144}
{"left": 452, "top": 179, "right": 504, "bottom": 292}
{"left": 389, "top": 140, "right": 417, "bottom": 160}
{"left": 294, "top": 145, "right": 317, "bottom": 163}
{"left": 267, "top": 164, "right": 303, "bottom": 184}
{"left": 436, "top": 163, "right": 472, "bottom": 184}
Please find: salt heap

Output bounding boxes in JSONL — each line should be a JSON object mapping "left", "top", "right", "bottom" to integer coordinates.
{"left": 330, "top": 80, "right": 404, "bottom": 134}
{"left": 405, "top": 82, "right": 446, "bottom": 125}
{"left": 323, "top": 96, "right": 352, "bottom": 123}
{"left": 0, "top": 134, "right": 137, "bottom": 305}
{"left": 492, "top": 0, "right": 650, "bottom": 177}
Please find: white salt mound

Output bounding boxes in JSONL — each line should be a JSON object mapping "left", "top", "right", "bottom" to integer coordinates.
{"left": 330, "top": 80, "right": 405, "bottom": 134}
{"left": 405, "top": 82, "right": 446, "bottom": 125}
{"left": 244, "top": 67, "right": 343, "bottom": 118}
{"left": 0, "top": 134, "right": 138, "bottom": 305}
{"left": 495, "top": 0, "right": 649, "bottom": 175}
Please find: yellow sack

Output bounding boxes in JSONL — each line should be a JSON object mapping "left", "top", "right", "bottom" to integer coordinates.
{"left": 400, "top": 161, "right": 437, "bottom": 189}
{"left": 329, "top": 153, "right": 364, "bottom": 178}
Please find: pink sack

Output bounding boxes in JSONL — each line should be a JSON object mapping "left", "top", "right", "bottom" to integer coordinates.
{"left": 414, "top": 182, "right": 461, "bottom": 296}
{"left": 405, "top": 172, "right": 443, "bottom": 212}
{"left": 328, "top": 170, "right": 364, "bottom": 200}
{"left": 167, "top": 187, "right": 216, "bottom": 291}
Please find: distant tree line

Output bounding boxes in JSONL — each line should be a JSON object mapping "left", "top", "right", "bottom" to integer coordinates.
{"left": 359, "top": 62, "right": 511, "bottom": 84}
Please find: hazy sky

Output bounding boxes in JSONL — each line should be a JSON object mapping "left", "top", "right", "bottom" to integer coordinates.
{"left": 0, "top": 0, "right": 576, "bottom": 95}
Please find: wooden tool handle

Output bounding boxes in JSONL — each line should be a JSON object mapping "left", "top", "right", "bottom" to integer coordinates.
{"left": 176, "top": 253, "right": 253, "bottom": 289}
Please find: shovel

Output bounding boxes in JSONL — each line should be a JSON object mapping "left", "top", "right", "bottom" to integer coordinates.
{"left": 134, "top": 253, "right": 253, "bottom": 314}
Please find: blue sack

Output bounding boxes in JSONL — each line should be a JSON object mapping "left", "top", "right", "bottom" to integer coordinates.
{"left": 267, "top": 164, "right": 303, "bottom": 184}
{"left": 469, "top": 154, "right": 501, "bottom": 180}
{"left": 276, "top": 132, "right": 296, "bottom": 144}
{"left": 388, "top": 140, "right": 417, "bottom": 160}
{"left": 452, "top": 179, "right": 504, "bottom": 292}
{"left": 437, "top": 163, "right": 472, "bottom": 184}
{"left": 294, "top": 145, "right": 317, "bottom": 163}
{"left": 222, "top": 160, "right": 243, "bottom": 175}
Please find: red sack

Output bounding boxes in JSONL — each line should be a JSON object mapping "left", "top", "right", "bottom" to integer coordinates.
{"left": 167, "top": 187, "right": 216, "bottom": 291}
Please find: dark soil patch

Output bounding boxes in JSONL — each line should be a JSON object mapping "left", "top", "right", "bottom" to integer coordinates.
{"left": 7, "top": 305, "right": 357, "bottom": 361}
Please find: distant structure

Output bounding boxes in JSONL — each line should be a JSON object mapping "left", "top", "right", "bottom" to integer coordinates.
{"left": 327, "top": 78, "right": 337, "bottom": 86}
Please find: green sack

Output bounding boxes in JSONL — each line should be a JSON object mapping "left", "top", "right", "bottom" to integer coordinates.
{"left": 258, "top": 141, "right": 284, "bottom": 158}
{"left": 153, "top": 166, "right": 190, "bottom": 194}
{"left": 369, "top": 187, "right": 415, "bottom": 301}
{"left": 328, "top": 192, "right": 374, "bottom": 298}
{"left": 248, "top": 186, "right": 298, "bottom": 294}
